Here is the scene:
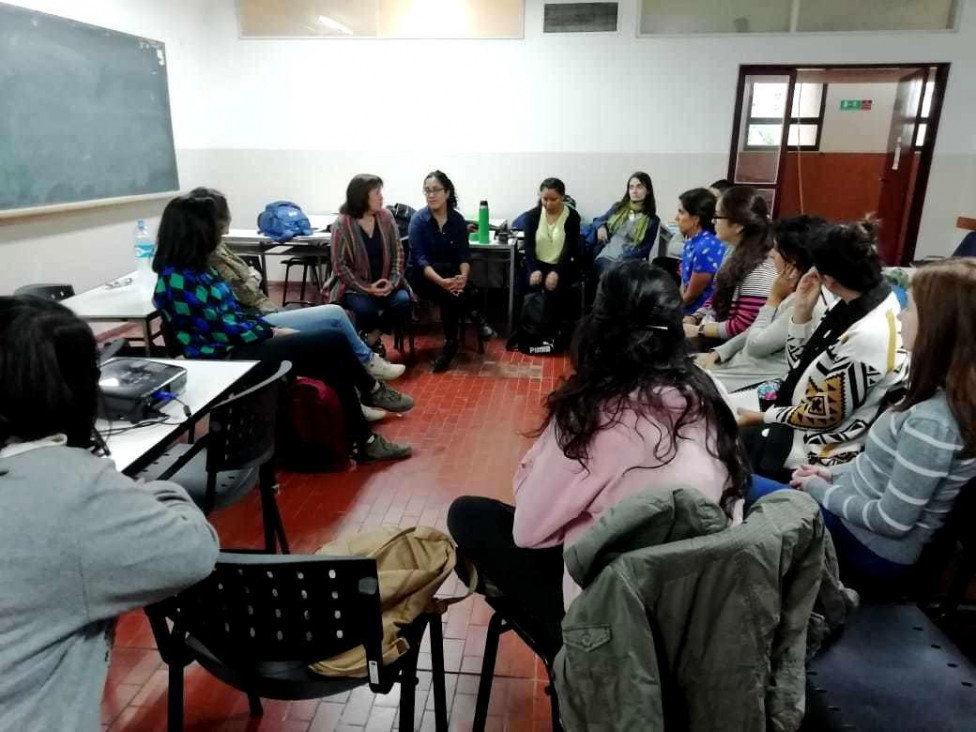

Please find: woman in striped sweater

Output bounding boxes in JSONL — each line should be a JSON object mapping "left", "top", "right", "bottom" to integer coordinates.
{"left": 683, "top": 187, "right": 777, "bottom": 346}
{"left": 749, "top": 259, "right": 976, "bottom": 590}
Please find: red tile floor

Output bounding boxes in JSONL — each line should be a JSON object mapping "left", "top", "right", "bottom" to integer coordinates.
{"left": 101, "top": 295, "right": 571, "bottom": 732}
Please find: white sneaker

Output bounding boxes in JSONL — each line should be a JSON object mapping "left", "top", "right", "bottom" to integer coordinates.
{"left": 366, "top": 353, "right": 406, "bottom": 381}
{"left": 361, "top": 404, "right": 389, "bottom": 423}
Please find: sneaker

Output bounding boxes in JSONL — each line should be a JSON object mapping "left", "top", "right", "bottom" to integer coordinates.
{"left": 431, "top": 340, "right": 459, "bottom": 373}
{"left": 361, "top": 433, "right": 412, "bottom": 462}
{"left": 366, "top": 353, "right": 406, "bottom": 382}
{"left": 363, "top": 382, "right": 415, "bottom": 413}
{"left": 361, "top": 404, "right": 389, "bottom": 423}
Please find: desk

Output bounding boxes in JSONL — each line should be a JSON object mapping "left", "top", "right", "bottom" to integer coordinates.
{"left": 469, "top": 235, "right": 518, "bottom": 334}
{"left": 101, "top": 358, "right": 258, "bottom": 476}
{"left": 63, "top": 272, "right": 159, "bottom": 355}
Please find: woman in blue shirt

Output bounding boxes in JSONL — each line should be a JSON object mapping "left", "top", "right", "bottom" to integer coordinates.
{"left": 407, "top": 170, "right": 494, "bottom": 373}
{"left": 677, "top": 187, "right": 725, "bottom": 314}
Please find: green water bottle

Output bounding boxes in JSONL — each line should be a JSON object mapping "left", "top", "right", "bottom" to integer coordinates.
{"left": 477, "top": 200, "right": 490, "bottom": 243}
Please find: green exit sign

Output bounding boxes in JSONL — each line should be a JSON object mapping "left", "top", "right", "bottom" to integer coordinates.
{"left": 840, "top": 99, "right": 873, "bottom": 111}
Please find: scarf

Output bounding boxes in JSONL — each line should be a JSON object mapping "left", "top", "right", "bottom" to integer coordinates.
{"left": 606, "top": 201, "right": 650, "bottom": 246}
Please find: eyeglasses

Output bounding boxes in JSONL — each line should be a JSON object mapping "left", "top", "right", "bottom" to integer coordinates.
{"left": 713, "top": 214, "right": 729, "bottom": 220}
{"left": 422, "top": 187, "right": 445, "bottom": 196}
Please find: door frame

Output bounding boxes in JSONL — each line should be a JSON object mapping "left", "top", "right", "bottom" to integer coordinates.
{"left": 727, "top": 63, "right": 950, "bottom": 265}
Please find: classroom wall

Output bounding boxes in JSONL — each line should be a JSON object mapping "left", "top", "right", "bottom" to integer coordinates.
{"left": 819, "top": 82, "right": 900, "bottom": 153}
{"left": 3, "top": 0, "right": 976, "bottom": 295}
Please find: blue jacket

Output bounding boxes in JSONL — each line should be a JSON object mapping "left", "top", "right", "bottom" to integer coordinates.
{"left": 583, "top": 205, "right": 661, "bottom": 262}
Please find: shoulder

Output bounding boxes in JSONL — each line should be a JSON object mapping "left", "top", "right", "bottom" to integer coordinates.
{"left": 567, "top": 207, "right": 581, "bottom": 224}
{"left": 408, "top": 207, "right": 431, "bottom": 230}
{"left": 1, "top": 447, "right": 123, "bottom": 501}
{"left": 842, "top": 298, "right": 901, "bottom": 349}
{"left": 447, "top": 209, "right": 467, "bottom": 226}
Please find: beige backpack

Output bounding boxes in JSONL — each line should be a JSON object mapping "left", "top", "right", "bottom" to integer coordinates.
{"left": 309, "top": 525, "right": 476, "bottom": 678}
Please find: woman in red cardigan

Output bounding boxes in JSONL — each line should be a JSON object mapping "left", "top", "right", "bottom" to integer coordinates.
{"left": 323, "top": 174, "right": 413, "bottom": 356}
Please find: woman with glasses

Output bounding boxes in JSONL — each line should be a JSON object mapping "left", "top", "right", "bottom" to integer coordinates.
{"left": 407, "top": 170, "right": 495, "bottom": 373}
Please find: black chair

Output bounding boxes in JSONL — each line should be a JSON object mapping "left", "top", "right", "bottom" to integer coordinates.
{"left": 137, "top": 361, "right": 292, "bottom": 554}
{"left": 13, "top": 282, "right": 75, "bottom": 300}
{"left": 147, "top": 551, "right": 448, "bottom": 732}
{"left": 282, "top": 256, "right": 324, "bottom": 307}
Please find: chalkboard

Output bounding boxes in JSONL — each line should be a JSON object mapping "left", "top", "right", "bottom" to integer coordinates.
{"left": 0, "top": 4, "right": 179, "bottom": 213}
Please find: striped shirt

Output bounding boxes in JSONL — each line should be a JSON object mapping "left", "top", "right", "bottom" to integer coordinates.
{"left": 804, "top": 391, "right": 976, "bottom": 565}
{"left": 697, "top": 259, "right": 777, "bottom": 340}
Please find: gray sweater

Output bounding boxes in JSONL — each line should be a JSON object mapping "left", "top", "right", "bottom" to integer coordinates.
{"left": 805, "top": 391, "right": 976, "bottom": 564}
{"left": 0, "top": 446, "right": 219, "bottom": 732}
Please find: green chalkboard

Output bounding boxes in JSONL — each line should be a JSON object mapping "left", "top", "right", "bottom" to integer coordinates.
{"left": 0, "top": 3, "right": 179, "bottom": 212}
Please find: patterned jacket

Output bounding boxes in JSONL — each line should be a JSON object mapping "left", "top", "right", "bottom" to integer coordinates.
{"left": 763, "top": 290, "right": 908, "bottom": 467}
{"left": 322, "top": 209, "right": 412, "bottom": 304}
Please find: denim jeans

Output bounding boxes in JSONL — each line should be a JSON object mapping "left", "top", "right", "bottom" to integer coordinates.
{"left": 341, "top": 288, "right": 412, "bottom": 334}
{"left": 264, "top": 304, "right": 372, "bottom": 365}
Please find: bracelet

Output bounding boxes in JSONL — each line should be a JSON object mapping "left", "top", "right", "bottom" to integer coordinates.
{"left": 698, "top": 323, "right": 706, "bottom": 337}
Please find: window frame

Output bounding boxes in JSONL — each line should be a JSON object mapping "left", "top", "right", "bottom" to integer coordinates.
{"left": 743, "top": 81, "right": 828, "bottom": 152}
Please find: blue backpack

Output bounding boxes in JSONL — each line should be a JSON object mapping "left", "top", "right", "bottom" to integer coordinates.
{"left": 257, "top": 201, "right": 313, "bottom": 242}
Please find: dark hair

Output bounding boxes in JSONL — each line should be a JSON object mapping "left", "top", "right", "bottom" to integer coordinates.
{"left": 0, "top": 297, "right": 100, "bottom": 449}
{"left": 711, "top": 186, "right": 773, "bottom": 319}
{"left": 340, "top": 174, "right": 383, "bottom": 218}
{"left": 152, "top": 194, "right": 222, "bottom": 272}
{"left": 710, "top": 179, "right": 734, "bottom": 193}
{"left": 188, "top": 186, "right": 230, "bottom": 229}
{"left": 900, "top": 259, "right": 976, "bottom": 457}
{"left": 678, "top": 187, "right": 717, "bottom": 233}
{"left": 614, "top": 171, "right": 657, "bottom": 218}
{"left": 539, "top": 177, "right": 566, "bottom": 196}
{"left": 537, "top": 260, "right": 750, "bottom": 517}
{"left": 424, "top": 170, "right": 458, "bottom": 211}
{"left": 773, "top": 215, "right": 826, "bottom": 274}
{"left": 810, "top": 219, "right": 884, "bottom": 292}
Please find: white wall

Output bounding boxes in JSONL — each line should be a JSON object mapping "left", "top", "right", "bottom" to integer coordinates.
{"left": 3, "top": 0, "right": 976, "bottom": 295}
{"left": 819, "top": 82, "right": 900, "bottom": 153}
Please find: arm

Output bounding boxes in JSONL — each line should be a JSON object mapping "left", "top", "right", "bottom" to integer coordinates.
{"left": 383, "top": 213, "right": 405, "bottom": 289}
{"left": 78, "top": 466, "right": 219, "bottom": 621}
{"left": 742, "top": 303, "right": 790, "bottom": 359}
{"left": 708, "top": 261, "right": 776, "bottom": 339}
{"left": 804, "top": 417, "right": 963, "bottom": 537}
{"left": 712, "top": 330, "right": 748, "bottom": 363}
{"left": 330, "top": 220, "right": 372, "bottom": 294}
{"left": 210, "top": 244, "right": 275, "bottom": 314}
{"left": 630, "top": 216, "right": 660, "bottom": 261}
{"left": 203, "top": 275, "right": 273, "bottom": 346}
{"left": 522, "top": 208, "right": 540, "bottom": 275}
{"left": 556, "top": 209, "right": 581, "bottom": 275}
{"left": 407, "top": 214, "right": 431, "bottom": 273}
{"left": 682, "top": 273, "right": 714, "bottom": 308}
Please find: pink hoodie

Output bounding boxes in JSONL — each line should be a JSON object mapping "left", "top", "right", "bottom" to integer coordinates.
{"left": 513, "top": 388, "right": 741, "bottom": 607}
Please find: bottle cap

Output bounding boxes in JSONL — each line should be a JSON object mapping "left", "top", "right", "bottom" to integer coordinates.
{"left": 480, "top": 200, "right": 488, "bottom": 207}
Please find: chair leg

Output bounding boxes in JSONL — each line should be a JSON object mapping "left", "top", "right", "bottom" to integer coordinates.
{"left": 259, "top": 465, "right": 289, "bottom": 554}
{"left": 282, "top": 263, "right": 293, "bottom": 307}
{"left": 397, "top": 624, "right": 423, "bottom": 732}
{"left": 247, "top": 692, "right": 264, "bottom": 718}
{"left": 546, "top": 679, "right": 563, "bottom": 732}
{"left": 429, "top": 615, "right": 448, "bottom": 732}
{"left": 167, "top": 660, "right": 184, "bottom": 732}
{"left": 473, "top": 612, "right": 505, "bottom": 732}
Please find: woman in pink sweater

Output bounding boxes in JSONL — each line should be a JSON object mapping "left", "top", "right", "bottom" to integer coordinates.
{"left": 448, "top": 261, "right": 750, "bottom": 655}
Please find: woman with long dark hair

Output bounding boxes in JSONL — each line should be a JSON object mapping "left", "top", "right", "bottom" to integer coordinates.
{"left": 448, "top": 261, "right": 750, "bottom": 650}
{"left": 587, "top": 172, "right": 661, "bottom": 277}
{"left": 750, "top": 259, "right": 976, "bottom": 591}
{"left": 0, "top": 296, "right": 218, "bottom": 730}
{"left": 683, "top": 186, "right": 777, "bottom": 344}
{"left": 676, "top": 187, "right": 724, "bottom": 313}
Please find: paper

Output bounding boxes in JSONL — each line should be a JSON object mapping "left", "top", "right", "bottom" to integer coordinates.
{"left": 726, "top": 389, "right": 760, "bottom": 414}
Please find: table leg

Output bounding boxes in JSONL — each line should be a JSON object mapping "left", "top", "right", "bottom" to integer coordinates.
{"left": 507, "top": 245, "right": 516, "bottom": 335}
{"left": 143, "top": 319, "right": 153, "bottom": 356}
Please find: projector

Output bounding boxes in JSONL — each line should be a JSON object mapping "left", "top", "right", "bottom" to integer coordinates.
{"left": 98, "top": 358, "right": 188, "bottom": 423}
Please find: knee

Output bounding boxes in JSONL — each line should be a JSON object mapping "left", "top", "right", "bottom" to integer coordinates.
{"left": 392, "top": 289, "right": 412, "bottom": 309}
{"left": 447, "top": 496, "right": 492, "bottom": 543}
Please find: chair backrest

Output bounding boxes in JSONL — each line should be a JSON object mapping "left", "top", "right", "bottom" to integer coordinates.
{"left": 13, "top": 283, "right": 75, "bottom": 301}
{"left": 953, "top": 231, "right": 976, "bottom": 258}
{"left": 205, "top": 360, "right": 291, "bottom": 474}
{"left": 915, "top": 476, "right": 976, "bottom": 609}
{"left": 161, "top": 551, "right": 385, "bottom": 665}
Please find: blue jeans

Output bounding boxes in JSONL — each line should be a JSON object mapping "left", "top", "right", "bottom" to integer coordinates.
{"left": 341, "top": 288, "right": 412, "bottom": 334}
{"left": 264, "top": 304, "right": 372, "bottom": 365}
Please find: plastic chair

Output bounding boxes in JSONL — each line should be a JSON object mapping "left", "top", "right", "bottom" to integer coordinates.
{"left": 13, "top": 283, "right": 75, "bottom": 300}
{"left": 147, "top": 551, "right": 448, "bottom": 732}
{"left": 282, "top": 256, "right": 324, "bottom": 307}
{"left": 137, "top": 361, "right": 292, "bottom": 554}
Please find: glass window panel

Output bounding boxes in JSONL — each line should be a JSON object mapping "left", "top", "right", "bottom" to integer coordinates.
{"left": 747, "top": 124, "right": 784, "bottom": 147}
{"left": 921, "top": 80, "right": 935, "bottom": 117}
{"left": 916, "top": 123, "right": 928, "bottom": 147}
{"left": 751, "top": 83, "right": 788, "bottom": 118}
{"left": 639, "top": 0, "right": 791, "bottom": 34}
{"left": 796, "top": 0, "right": 956, "bottom": 32}
{"left": 788, "top": 124, "right": 819, "bottom": 147}
{"left": 791, "top": 83, "right": 823, "bottom": 118}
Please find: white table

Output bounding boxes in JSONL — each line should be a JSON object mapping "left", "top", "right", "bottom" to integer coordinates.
{"left": 100, "top": 358, "right": 259, "bottom": 475}
{"left": 63, "top": 272, "right": 159, "bottom": 355}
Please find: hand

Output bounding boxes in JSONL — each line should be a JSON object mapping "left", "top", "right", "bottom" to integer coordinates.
{"left": 792, "top": 269, "right": 822, "bottom": 323}
{"left": 544, "top": 271, "right": 559, "bottom": 291}
{"left": 684, "top": 322, "right": 701, "bottom": 339}
{"left": 790, "top": 465, "right": 832, "bottom": 490}
{"left": 697, "top": 351, "right": 720, "bottom": 370}
{"left": 736, "top": 409, "right": 764, "bottom": 428}
{"left": 371, "top": 279, "right": 393, "bottom": 297}
{"left": 273, "top": 327, "right": 299, "bottom": 338}
{"left": 597, "top": 225, "right": 609, "bottom": 243}
{"left": 529, "top": 270, "right": 543, "bottom": 287}
{"left": 683, "top": 315, "right": 699, "bottom": 325}
{"left": 769, "top": 264, "right": 798, "bottom": 304}
{"left": 456, "top": 271, "right": 469, "bottom": 290}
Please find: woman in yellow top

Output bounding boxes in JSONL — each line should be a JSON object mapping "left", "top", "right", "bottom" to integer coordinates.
{"left": 521, "top": 178, "right": 582, "bottom": 295}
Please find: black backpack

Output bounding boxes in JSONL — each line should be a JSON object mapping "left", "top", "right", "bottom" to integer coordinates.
{"left": 507, "top": 292, "right": 559, "bottom": 355}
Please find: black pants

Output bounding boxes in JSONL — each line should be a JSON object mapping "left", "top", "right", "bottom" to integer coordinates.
{"left": 410, "top": 262, "right": 475, "bottom": 343}
{"left": 447, "top": 496, "right": 565, "bottom": 657}
{"left": 233, "top": 329, "right": 372, "bottom": 450}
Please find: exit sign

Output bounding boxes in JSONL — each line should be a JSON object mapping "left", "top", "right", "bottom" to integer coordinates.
{"left": 840, "top": 99, "right": 873, "bottom": 111}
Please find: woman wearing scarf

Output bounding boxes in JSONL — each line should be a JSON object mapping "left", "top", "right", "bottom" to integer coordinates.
{"left": 587, "top": 172, "right": 660, "bottom": 277}
{"left": 737, "top": 220, "right": 908, "bottom": 481}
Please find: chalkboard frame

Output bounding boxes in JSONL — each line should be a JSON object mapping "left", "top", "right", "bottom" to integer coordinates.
{"left": 0, "top": 4, "right": 180, "bottom": 220}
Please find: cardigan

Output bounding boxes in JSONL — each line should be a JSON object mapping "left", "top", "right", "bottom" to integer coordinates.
{"left": 763, "top": 291, "right": 908, "bottom": 468}
{"left": 209, "top": 242, "right": 278, "bottom": 315}
{"left": 323, "top": 208, "right": 410, "bottom": 304}
{"left": 521, "top": 205, "right": 581, "bottom": 276}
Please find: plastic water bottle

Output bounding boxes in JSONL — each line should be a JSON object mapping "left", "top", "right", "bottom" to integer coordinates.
{"left": 134, "top": 219, "right": 154, "bottom": 282}
{"left": 477, "top": 200, "right": 490, "bottom": 244}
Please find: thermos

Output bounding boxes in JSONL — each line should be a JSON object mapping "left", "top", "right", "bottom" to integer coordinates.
{"left": 477, "top": 200, "right": 490, "bottom": 243}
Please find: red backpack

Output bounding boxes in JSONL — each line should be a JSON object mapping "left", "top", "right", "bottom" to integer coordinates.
{"left": 278, "top": 377, "right": 349, "bottom": 472}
